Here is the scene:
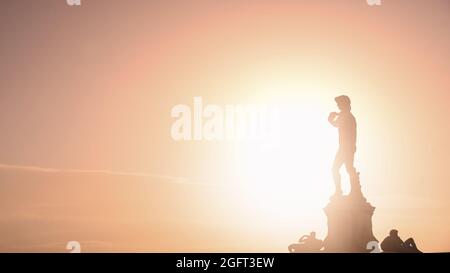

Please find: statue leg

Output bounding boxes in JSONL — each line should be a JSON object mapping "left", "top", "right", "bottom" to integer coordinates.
{"left": 344, "top": 150, "right": 361, "bottom": 197}
{"left": 344, "top": 152, "right": 357, "bottom": 177}
{"left": 332, "top": 151, "right": 344, "bottom": 195}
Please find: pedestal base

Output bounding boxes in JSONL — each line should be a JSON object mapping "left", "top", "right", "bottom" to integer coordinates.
{"left": 323, "top": 194, "right": 377, "bottom": 252}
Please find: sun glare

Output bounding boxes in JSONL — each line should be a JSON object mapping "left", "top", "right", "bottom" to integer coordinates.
{"left": 230, "top": 98, "right": 338, "bottom": 231}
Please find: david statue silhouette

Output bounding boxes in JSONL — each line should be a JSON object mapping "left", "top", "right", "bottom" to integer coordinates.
{"left": 328, "top": 95, "right": 362, "bottom": 197}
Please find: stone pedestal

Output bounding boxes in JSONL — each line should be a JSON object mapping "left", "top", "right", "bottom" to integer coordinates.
{"left": 323, "top": 194, "right": 378, "bottom": 252}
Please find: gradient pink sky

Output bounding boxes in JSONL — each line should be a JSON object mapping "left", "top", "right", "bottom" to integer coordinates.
{"left": 0, "top": 0, "right": 449, "bottom": 252}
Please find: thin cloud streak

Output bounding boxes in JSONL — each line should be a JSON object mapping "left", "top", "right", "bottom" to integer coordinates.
{"left": 0, "top": 163, "right": 217, "bottom": 186}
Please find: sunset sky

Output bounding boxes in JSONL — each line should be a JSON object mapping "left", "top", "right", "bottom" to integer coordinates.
{"left": 0, "top": 0, "right": 449, "bottom": 252}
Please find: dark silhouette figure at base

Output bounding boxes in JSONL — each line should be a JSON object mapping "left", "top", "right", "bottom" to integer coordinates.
{"left": 288, "top": 232, "right": 323, "bottom": 253}
{"left": 381, "top": 229, "right": 421, "bottom": 253}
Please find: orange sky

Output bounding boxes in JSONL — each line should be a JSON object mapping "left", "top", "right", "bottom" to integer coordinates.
{"left": 0, "top": 0, "right": 449, "bottom": 252}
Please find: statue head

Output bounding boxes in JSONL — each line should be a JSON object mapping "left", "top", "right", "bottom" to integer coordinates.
{"left": 335, "top": 95, "right": 351, "bottom": 112}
